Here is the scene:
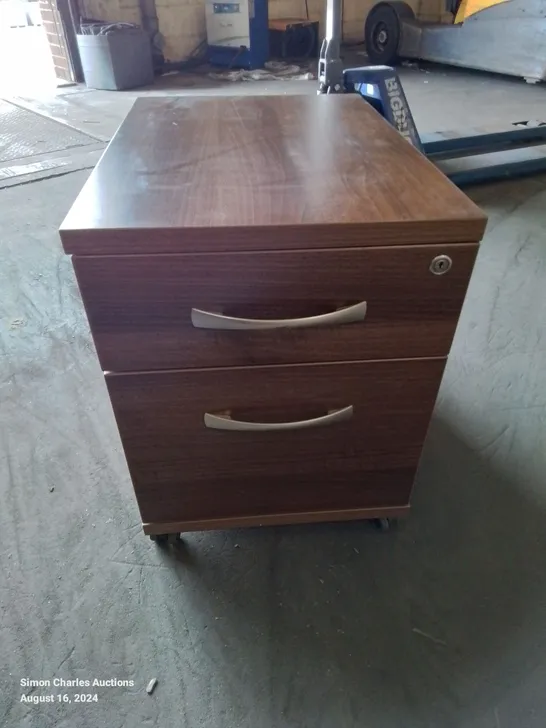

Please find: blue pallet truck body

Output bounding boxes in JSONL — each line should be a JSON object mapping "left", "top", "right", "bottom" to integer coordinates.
{"left": 317, "top": 0, "right": 546, "bottom": 187}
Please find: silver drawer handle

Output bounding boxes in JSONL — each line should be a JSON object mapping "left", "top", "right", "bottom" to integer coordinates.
{"left": 191, "top": 301, "right": 367, "bottom": 330}
{"left": 204, "top": 405, "right": 353, "bottom": 432}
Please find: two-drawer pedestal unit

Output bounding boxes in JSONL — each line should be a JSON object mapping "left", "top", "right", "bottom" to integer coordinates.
{"left": 60, "top": 95, "right": 487, "bottom": 540}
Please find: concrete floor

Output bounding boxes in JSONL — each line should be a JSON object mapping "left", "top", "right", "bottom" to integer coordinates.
{"left": 1, "top": 66, "right": 546, "bottom": 727}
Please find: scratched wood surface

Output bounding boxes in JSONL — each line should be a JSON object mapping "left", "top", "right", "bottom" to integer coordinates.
{"left": 60, "top": 95, "right": 486, "bottom": 255}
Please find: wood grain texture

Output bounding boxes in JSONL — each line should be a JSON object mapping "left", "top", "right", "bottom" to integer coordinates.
{"left": 74, "top": 243, "right": 477, "bottom": 372}
{"left": 106, "top": 358, "right": 446, "bottom": 525}
{"left": 142, "top": 505, "right": 410, "bottom": 535}
{"left": 60, "top": 95, "right": 486, "bottom": 255}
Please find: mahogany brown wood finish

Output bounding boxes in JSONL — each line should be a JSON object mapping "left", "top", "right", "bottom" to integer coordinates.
{"left": 73, "top": 244, "right": 478, "bottom": 372}
{"left": 60, "top": 95, "right": 487, "bottom": 536}
{"left": 60, "top": 96, "right": 486, "bottom": 254}
{"left": 142, "top": 506, "right": 410, "bottom": 536}
{"left": 106, "top": 358, "right": 445, "bottom": 525}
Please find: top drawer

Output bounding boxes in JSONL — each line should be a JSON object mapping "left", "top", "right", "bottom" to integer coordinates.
{"left": 73, "top": 244, "right": 477, "bottom": 372}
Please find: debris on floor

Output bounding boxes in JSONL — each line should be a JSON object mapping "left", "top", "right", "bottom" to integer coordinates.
{"left": 412, "top": 628, "right": 447, "bottom": 647}
{"left": 208, "top": 60, "right": 314, "bottom": 83}
{"left": 9, "top": 318, "right": 25, "bottom": 329}
{"left": 146, "top": 678, "right": 158, "bottom": 695}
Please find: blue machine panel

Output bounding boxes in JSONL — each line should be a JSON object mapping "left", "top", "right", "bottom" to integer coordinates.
{"left": 206, "top": 0, "right": 268, "bottom": 70}
{"left": 213, "top": 3, "right": 240, "bottom": 12}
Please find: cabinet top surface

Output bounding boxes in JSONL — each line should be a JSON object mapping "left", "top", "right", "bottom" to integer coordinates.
{"left": 60, "top": 95, "right": 486, "bottom": 254}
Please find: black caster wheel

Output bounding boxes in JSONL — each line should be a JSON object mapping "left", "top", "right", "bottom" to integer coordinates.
{"left": 150, "top": 533, "right": 182, "bottom": 546}
{"left": 375, "top": 518, "right": 392, "bottom": 532}
{"left": 150, "top": 533, "right": 168, "bottom": 544}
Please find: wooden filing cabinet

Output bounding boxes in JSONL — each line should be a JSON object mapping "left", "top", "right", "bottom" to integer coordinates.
{"left": 60, "top": 95, "right": 487, "bottom": 539}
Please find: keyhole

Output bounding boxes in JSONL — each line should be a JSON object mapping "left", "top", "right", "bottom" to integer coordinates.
{"left": 430, "top": 255, "right": 452, "bottom": 275}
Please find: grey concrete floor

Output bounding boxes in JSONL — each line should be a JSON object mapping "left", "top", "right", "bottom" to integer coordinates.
{"left": 1, "top": 67, "right": 546, "bottom": 727}
{"left": 12, "top": 58, "right": 546, "bottom": 140}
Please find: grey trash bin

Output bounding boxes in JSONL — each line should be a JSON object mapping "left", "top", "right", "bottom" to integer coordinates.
{"left": 77, "top": 26, "right": 154, "bottom": 91}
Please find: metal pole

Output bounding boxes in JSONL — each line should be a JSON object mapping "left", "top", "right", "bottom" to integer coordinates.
{"left": 317, "top": 0, "right": 344, "bottom": 92}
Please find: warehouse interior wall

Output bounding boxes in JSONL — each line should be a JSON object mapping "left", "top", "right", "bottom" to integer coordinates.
{"left": 78, "top": 0, "right": 446, "bottom": 63}
{"left": 79, "top": 0, "right": 142, "bottom": 26}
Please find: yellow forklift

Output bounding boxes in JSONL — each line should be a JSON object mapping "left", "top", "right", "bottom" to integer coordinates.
{"left": 365, "top": 0, "right": 546, "bottom": 83}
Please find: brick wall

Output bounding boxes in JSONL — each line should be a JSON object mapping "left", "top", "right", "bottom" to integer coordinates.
{"left": 39, "top": 0, "right": 74, "bottom": 81}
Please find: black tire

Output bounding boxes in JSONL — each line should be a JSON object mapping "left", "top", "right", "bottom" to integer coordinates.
{"left": 365, "top": 2, "right": 413, "bottom": 65}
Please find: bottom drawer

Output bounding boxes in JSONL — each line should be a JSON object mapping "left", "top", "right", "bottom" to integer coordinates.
{"left": 106, "top": 358, "right": 445, "bottom": 528}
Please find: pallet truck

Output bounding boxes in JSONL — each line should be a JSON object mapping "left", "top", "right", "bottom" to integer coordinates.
{"left": 318, "top": 0, "right": 546, "bottom": 186}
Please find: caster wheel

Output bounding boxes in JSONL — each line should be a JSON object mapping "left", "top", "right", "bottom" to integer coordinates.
{"left": 375, "top": 518, "right": 392, "bottom": 532}
{"left": 150, "top": 533, "right": 182, "bottom": 545}
{"left": 150, "top": 533, "right": 168, "bottom": 544}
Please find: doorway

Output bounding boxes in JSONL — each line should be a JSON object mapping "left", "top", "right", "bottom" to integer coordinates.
{"left": 0, "top": 0, "right": 80, "bottom": 95}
